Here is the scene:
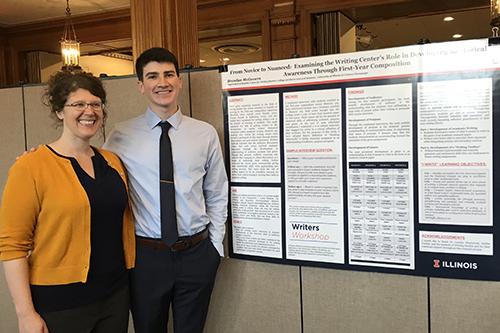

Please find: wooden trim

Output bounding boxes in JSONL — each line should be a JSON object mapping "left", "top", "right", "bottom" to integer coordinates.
{"left": 131, "top": 0, "right": 164, "bottom": 64}
{"left": 130, "top": 0, "right": 199, "bottom": 69}
{"left": 198, "top": 0, "right": 273, "bottom": 63}
{"left": 176, "top": 0, "right": 200, "bottom": 68}
{"left": 271, "top": 16, "right": 297, "bottom": 26}
{"left": 8, "top": 47, "right": 20, "bottom": 85}
{"left": 5, "top": 9, "right": 130, "bottom": 35}
{"left": 297, "top": 5, "right": 312, "bottom": 57}
{"left": 198, "top": 0, "right": 273, "bottom": 29}
{"left": 26, "top": 51, "right": 41, "bottom": 84}
{"left": 261, "top": 11, "right": 272, "bottom": 61}
{"left": 295, "top": 0, "right": 412, "bottom": 15}
{"left": 273, "top": 35, "right": 297, "bottom": 42}
{"left": 403, "top": 5, "right": 489, "bottom": 19}
{"left": 0, "top": 46, "right": 6, "bottom": 86}
{"left": 198, "top": 0, "right": 268, "bottom": 9}
{"left": 5, "top": 9, "right": 131, "bottom": 53}
{"left": 199, "top": 31, "right": 261, "bottom": 43}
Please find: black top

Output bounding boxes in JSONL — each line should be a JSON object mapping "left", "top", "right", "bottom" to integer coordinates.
{"left": 31, "top": 146, "right": 128, "bottom": 313}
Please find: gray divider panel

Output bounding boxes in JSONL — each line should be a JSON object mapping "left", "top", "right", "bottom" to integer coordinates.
{"left": 189, "top": 70, "right": 224, "bottom": 150}
{"left": 0, "top": 86, "right": 25, "bottom": 333}
{"left": 102, "top": 76, "right": 149, "bottom": 143}
{"left": 302, "top": 267, "right": 428, "bottom": 333}
{"left": 205, "top": 259, "right": 302, "bottom": 333}
{"left": 178, "top": 72, "right": 191, "bottom": 117}
{"left": 0, "top": 87, "right": 25, "bottom": 201}
{"left": 430, "top": 278, "right": 500, "bottom": 333}
{"left": 23, "top": 85, "right": 60, "bottom": 149}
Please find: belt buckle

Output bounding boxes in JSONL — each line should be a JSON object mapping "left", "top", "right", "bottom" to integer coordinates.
{"left": 172, "top": 238, "right": 191, "bottom": 251}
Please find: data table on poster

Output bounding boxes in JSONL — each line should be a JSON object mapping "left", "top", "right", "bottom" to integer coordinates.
{"left": 348, "top": 162, "right": 413, "bottom": 268}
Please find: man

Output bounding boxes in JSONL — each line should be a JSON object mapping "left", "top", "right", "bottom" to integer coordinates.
{"left": 103, "top": 47, "right": 228, "bottom": 333}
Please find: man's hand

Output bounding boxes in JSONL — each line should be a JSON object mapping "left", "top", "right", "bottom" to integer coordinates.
{"left": 16, "top": 145, "right": 42, "bottom": 160}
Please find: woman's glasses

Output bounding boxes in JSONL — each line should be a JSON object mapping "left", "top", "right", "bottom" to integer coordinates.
{"left": 64, "top": 102, "right": 103, "bottom": 111}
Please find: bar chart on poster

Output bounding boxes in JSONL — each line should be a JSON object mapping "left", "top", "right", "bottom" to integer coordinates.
{"left": 222, "top": 38, "right": 500, "bottom": 281}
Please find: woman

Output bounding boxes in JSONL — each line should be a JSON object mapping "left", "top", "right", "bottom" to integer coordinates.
{"left": 0, "top": 67, "right": 135, "bottom": 333}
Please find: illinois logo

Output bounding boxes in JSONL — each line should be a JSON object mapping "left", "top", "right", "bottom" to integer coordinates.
{"left": 433, "top": 259, "right": 477, "bottom": 270}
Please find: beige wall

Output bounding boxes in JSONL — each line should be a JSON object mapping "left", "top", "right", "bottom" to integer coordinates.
{"left": 40, "top": 53, "right": 135, "bottom": 83}
{"left": 1, "top": 70, "right": 500, "bottom": 333}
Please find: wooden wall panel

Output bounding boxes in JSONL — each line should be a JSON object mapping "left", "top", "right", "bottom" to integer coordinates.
{"left": 0, "top": 45, "right": 7, "bottom": 86}
{"left": 272, "top": 39, "right": 297, "bottom": 59}
{"left": 5, "top": 10, "right": 131, "bottom": 54}
{"left": 295, "top": 0, "right": 412, "bottom": 13}
{"left": 130, "top": 0, "right": 165, "bottom": 61}
{"left": 302, "top": 268, "right": 428, "bottom": 333}
{"left": 131, "top": 0, "right": 199, "bottom": 69}
{"left": 430, "top": 278, "right": 500, "bottom": 333}
{"left": 175, "top": 0, "right": 200, "bottom": 68}
{"left": 205, "top": 259, "right": 302, "bottom": 333}
{"left": 198, "top": 0, "right": 273, "bottom": 30}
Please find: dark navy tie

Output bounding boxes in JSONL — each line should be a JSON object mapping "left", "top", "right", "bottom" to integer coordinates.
{"left": 159, "top": 121, "right": 178, "bottom": 247}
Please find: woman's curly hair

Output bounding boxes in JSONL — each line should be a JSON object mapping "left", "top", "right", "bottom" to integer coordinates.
{"left": 43, "top": 66, "right": 107, "bottom": 125}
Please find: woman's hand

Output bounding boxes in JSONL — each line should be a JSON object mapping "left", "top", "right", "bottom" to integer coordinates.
{"left": 3, "top": 259, "right": 48, "bottom": 333}
{"left": 18, "top": 311, "right": 49, "bottom": 333}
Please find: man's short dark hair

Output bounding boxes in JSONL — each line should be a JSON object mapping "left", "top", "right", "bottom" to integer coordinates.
{"left": 135, "top": 47, "right": 180, "bottom": 81}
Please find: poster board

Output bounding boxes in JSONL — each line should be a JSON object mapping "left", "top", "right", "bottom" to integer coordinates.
{"left": 221, "top": 38, "right": 500, "bottom": 281}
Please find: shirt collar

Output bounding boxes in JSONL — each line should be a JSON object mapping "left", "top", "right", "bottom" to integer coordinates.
{"left": 145, "top": 107, "right": 183, "bottom": 130}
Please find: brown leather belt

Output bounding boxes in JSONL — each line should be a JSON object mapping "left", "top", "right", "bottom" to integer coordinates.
{"left": 136, "top": 228, "right": 208, "bottom": 251}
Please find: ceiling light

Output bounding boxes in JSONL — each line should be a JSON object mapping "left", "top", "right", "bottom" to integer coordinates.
{"left": 200, "top": 59, "right": 205, "bottom": 63}
{"left": 60, "top": 0, "right": 80, "bottom": 68}
{"left": 223, "top": 57, "right": 230, "bottom": 61}
{"left": 443, "top": 17, "right": 454, "bottom": 21}
{"left": 356, "top": 35, "right": 372, "bottom": 44}
{"left": 212, "top": 44, "right": 261, "bottom": 55}
{"left": 355, "top": 25, "right": 377, "bottom": 48}
{"left": 453, "top": 34, "right": 462, "bottom": 38}
{"left": 491, "top": 0, "right": 500, "bottom": 27}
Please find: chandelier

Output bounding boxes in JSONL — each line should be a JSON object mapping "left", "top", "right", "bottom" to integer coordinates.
{"left": 60, "top": 0, "right": 80, "bottom": 67}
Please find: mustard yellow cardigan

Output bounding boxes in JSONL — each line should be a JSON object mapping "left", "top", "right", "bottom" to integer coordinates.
{"left": 0, "top": 145, "right": 135, "bottom": 285}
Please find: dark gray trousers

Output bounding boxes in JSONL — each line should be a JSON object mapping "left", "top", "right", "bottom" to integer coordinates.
{"left": 130, "top": 237, "right": 221, "bottom": 333}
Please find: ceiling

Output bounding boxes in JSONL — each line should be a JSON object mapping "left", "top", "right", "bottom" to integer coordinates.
{"left": 353, "top": 8, "right": 492, "bottom": 52}
{"left": 0, "top": 0, "right": 130, "bottom": 26}
{"left": 0, "top": 0, "right": 493, "bottom": 67}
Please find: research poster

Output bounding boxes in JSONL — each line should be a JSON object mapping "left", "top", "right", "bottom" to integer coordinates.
{"left": 222, "top": 38, "right": 500, "bottom": 280}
